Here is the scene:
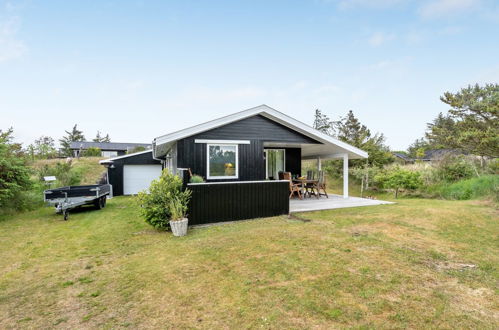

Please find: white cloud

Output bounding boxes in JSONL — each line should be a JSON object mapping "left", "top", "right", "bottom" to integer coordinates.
{"left": 0, "top": 16, "right": 26, "bottom": 62}
{"left": 419, "top": 0, "right": 480, "bottom": 18}
{"left": 368, "top": 32, "right": 396, "bottom": 47}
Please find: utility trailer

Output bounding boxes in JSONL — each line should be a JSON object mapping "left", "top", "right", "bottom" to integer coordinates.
{"left": 44, "top": 184, "right": 111, "bottom": 220}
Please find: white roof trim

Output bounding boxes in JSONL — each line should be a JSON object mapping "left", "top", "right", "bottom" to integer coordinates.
{"left": 194, "top": 139, "right": 250, "bottom": 144}
{"left": 99, "top": 149, "right": 153, "bottom": 164}
{"left": 153, "top": 104, "right": 368, "bottom": 159}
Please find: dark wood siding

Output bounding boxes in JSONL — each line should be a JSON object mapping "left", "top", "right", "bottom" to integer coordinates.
{"left": 177, "top": 115, "right": 319, "bottom": 181}
{"left": 187, "top": 181, "right": 289, "bottom": 225}
{"left": 107, "top": 151, "right": 162, "bottom": 196}
{"left": 195, "top": 115, "right": 319, "bottom": 143}
{"left": 177, "top": 138, "right": 265, "bottom": 181}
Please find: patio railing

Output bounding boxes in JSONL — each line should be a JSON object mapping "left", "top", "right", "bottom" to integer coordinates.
{"left": 187, "top": 180, "right": 289, "bottom": 226}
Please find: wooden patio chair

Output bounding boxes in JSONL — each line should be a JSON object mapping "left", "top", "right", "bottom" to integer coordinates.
{"left": 305, "top": 170, "right": 316, "bottom": 197}
{"left": 316, "top": 170, "right": 328, "bottom": 198}
{"left": 283, "top": 172, "right": 302, "bottom": 199}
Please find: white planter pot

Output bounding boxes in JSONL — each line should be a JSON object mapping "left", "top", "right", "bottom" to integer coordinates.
{"left": 170, "top": 218, "right": 188, "bottom": 237}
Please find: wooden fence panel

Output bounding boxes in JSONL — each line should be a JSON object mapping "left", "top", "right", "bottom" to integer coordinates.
{"left": 187, "top": 181, "right": 289, "bottom": 225}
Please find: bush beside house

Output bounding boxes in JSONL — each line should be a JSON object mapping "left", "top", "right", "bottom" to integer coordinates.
{"left": 137, "top": 170, "right": 191, "bottom": 230}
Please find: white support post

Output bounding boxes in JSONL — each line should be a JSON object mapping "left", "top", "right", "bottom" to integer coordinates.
{"left": 343, "top": 153, "right": 349, "bottom": 199}
{"left": 317, "top": 156, "right": 321, "bottom": 171}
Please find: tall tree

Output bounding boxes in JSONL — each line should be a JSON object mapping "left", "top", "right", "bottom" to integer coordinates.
{"left": 334, "top": 110, "right": 393, "bottom": 166}
{"left": 93, "top": 131, "right": 111, "bottom": 143}
{"left": 407, "top": 138, "right": 430, "bottom": 159}
{"left": 425, "top": 112, "right": 457, "bottom": 149}
{"left": 438, "top": 83, "right": 499, "bottom": 157}
{"left": 34, "top": 135, "right": 57, "bottom": 158}
{"left": 59, "top": 124, "right": 85, "bottom": 157}
{"left": 312, "top": 109, "right": 335, "bottom": 136}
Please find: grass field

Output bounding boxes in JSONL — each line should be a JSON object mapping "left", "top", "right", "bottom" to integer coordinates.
{"left": 30, "top": 157, "right": 106, "bottom": 185}
{"left": 1, "top": 197, "right": 497, "bottom": 328}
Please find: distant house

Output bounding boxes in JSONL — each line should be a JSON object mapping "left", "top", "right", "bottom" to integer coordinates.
{"left": 70, "top": 141, "right": 151, "bottom": 158}
{"left": 419, "top": 149, "right": 463, "bottom": 162}
{"left": 393, "top": 152, "right": 414, "bottom": 164}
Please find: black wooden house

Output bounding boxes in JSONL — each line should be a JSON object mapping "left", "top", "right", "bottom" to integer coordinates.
{"left": 102, "top": 105, "right": 368, "bottom": 225}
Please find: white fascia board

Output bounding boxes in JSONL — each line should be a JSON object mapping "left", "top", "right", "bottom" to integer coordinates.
{"left": 154, "top": 104, "right": 368, "bottom": 159}
{"left": 259, "top": 108, "right": 368, "bottom": 159}
{"left": 98, "top": 149, "right": 152, "bottom": 164}
{"left": 194, "top": 139, "right": 250, "bottom": 144}
{"left": 154, "top": 105, "right": 266, "bottom": 145}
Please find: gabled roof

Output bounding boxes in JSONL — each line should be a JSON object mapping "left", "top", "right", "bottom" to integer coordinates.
{"left": 70, "top": 141, "right": 151, "bottom": 151}
{"left": 421, "top": 149, "right": 463, "bottom": 161}
{"left": 393, "top": 153, "right": 414, "bottom": 162}
{"left": 99, "top": 149, "right": 153, "bottom": 164}
{"left": 153, "top": 105, "right": 368, "bottom": 160}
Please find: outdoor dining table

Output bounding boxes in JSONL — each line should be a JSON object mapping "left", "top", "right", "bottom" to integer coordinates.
{"left": 292, "top": 178, "right": 319, "bottom": 198}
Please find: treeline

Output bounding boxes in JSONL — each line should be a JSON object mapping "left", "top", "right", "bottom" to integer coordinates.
{"left": 311, "top": 83, "right": 498, "bottom": 200}
{"left": 407, "top": 83, "right": 498, "bottom": 160}
{"left": 23, "top": 124, "right": 112, "bottom": 160}
{"left": 0, "top": 126, "right": 111, "bottom": 214}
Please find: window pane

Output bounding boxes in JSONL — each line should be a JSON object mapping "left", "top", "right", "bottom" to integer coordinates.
{"left": 209, "top": 145, "right": 236, "bottom": 177}
{"left": 102, "top": 151, "right": 118, "bottom": 157}
{"left": 266, "top": 149, "right": 285, "bottom": 179}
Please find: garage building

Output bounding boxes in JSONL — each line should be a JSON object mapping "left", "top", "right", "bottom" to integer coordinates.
{"left": 100, "top": 150, "right": 163, "bottom": 196}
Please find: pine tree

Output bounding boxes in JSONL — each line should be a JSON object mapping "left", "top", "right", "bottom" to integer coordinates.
{"left": 334, "top": 110, "right": 392, "bottom": 166}
{"left": 93, "top": 131, "right": 111, "bottom": 143}
{"left": 312, "top": 109, "right": 335, "bottom": 136}
{"left": 425, "top": 112, "right": 458, "bottom": 150}
{"left": 93, "top": 131, "right": 103, "bottom": 142}
{"left": 439, "top": 83, "right": 499, "bottom": 157}
{"left": 59, "top": 124, "right": 85, "bottom": 157}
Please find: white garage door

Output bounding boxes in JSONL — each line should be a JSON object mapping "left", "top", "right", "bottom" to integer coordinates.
{"left": 123, "top": 165, "right": 163, "bottom": 195}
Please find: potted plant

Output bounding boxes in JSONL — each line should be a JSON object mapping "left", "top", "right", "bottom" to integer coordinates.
{"left": 169, "top": 195, "right": 190, "bottom": 236}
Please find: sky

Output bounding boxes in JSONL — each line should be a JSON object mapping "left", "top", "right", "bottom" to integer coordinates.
{"left": 1, "top": 0, "right": 498, "bottom": 150}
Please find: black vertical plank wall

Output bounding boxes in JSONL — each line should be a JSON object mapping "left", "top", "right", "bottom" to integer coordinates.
{"left": 186, "top": 181, "right": 289, "bottom": 225}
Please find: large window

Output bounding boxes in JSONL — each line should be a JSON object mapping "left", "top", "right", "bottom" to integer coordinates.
{"left": 207, "top": 144, "right": 238, "bottom": 179}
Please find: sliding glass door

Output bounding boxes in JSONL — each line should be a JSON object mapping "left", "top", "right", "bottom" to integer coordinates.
{"left": 265, "top": 149, "right": 285, "bottom": 179}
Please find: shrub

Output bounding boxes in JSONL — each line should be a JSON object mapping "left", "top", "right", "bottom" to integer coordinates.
{"left": 375, "top": 167, "right": 423, "bottom": 198}
{"left": 37, "top": 162, "right": 81, "bottom": 187}
{"left": 435, "top": 155, "right": 475, "bottom": 182}
{"left": 137, "top": 169, "right": 191, "bottom": 230}
{"left": 189, "top": 175, "right": 205, "bottom": 183}
{"left": 350, "top": 165, "right": 384, "bottom": 191}
{"left": 435, "top": 175, "right": 499, "bottom": 201}
{"left": 0, "top": 128, "right": 32, "bottom": 210}
{"left": 128, "top": 146, "right": 146, "bottom": 154}
{"left": 83, "top": 147, "right": 101, "bottom": 157}
{"left": 485, "top": 158, "right": 499, "bottom": 175}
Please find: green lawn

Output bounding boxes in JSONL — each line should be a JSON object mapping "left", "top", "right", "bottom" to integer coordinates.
{"left": 1, "top": 197, "right": 498, "bottom": 328}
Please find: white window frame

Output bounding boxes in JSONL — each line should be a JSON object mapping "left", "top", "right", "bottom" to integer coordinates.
{"left": 264, "top": 149, "right": 286, "bottom": 179}
{"left": 206, "top": 143, "right": 239, "bottom": 180}
{"left": 101, "top": 150, "right": 118, "bottom": 158}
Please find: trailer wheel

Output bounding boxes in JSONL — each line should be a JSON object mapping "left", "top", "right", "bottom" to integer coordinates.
{"left": 63, "top": 210, "right": 69, "bottom": 221}
{"left": 94, "top": 197, "right": 103, "bottom": 210}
